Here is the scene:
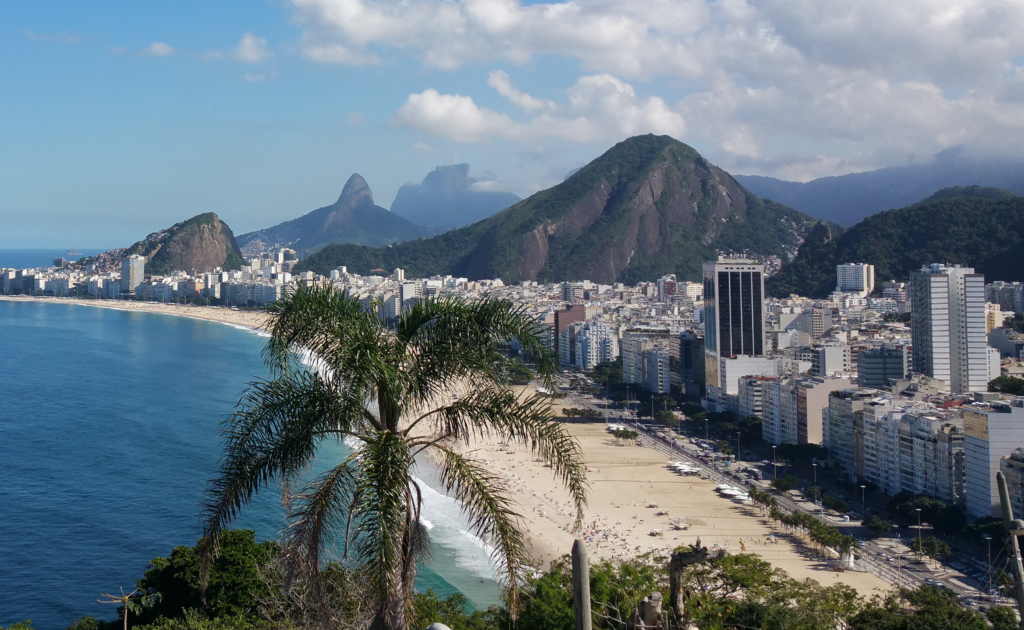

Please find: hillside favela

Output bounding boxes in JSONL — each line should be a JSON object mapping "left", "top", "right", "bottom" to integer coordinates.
{"left": 5, "top": 4, "right": 1024, "bottom": 630}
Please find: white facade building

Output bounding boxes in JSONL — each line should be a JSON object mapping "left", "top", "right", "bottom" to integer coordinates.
{"left": 911, "top": 264, "right": 988, "bottom": 394}
{"left": 964, "top": 399, "right": 1024, "bottom": 519}
{"left": 837, "top": 263, "right": 875, "bottom": 297}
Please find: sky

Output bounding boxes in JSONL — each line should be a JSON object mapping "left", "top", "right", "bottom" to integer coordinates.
{"left": 3, "top": 0, "right": 1024, "bottom": 248}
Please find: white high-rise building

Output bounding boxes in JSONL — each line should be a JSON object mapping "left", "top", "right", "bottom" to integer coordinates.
{"left": 836, "top": 263, "right": 875, "bottom": 297}
{"left": 574, "top": 322, "right": 619, "bottom": 371}
{"left": 910, "top": 264, "right": 987, "bottom": 394}
{"left": 965, "top": 399, "right": 1024, "bottom": 519}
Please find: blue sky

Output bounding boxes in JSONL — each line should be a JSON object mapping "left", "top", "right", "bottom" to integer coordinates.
{"left": 3, "top": 0, "right": 1023, "bottom": 248}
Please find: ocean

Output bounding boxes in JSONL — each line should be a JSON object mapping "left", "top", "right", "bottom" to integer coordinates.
{"left": 0, "top": 249, "right": 107, "bottom": 270}
{"left": 0, "top": 301, "right": 501, "bottom": 629}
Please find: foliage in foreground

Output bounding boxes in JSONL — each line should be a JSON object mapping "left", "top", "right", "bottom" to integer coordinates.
{"left": 21, "top": 532, "right": 1006, "bottom": 630}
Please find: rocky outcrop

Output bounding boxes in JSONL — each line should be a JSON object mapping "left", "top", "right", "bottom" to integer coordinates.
{"left": 126, "top": 213, "right": 244, "bottom": 275}
{"left": 390, "top": 164, "right": 520, "bottom": 229}
{"left": 236, "top": 174, "right": 433, "bottom": 254}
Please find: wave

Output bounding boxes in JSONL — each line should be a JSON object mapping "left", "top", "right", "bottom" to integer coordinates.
{"left": 219, "top": 321, "right": 270, "bottom": 338}
{"left": 413, "top": 475, "right": 500, "bottom": 582}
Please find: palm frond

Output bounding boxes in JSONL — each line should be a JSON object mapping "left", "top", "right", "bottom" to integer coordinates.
{"left": 397, "top": 297, "right": 559, "bottom": 409}
{"left": 199, "top": 370, "right": 363, "bottom": 583}
{"left": 429, "top": 444, "right": 531, "bottom": 615}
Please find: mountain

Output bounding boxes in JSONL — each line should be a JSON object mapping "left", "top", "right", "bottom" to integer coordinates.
{"left": 735, "top": 149, "right": 1024, "bottom": 226}
{"left": 294, "top": 135, "right": 820, "bottom": 284}
{"left": 389, "top": 164, "right": 520, "bottom": 229}
{"left": 766, "top": 186, "right": 1024, "bottom": 298}
{"left": 124, "top": 212, "right": 245, "bottom": 275}
{"left": 236, "top": 174, "right": 433, "bottom": 255}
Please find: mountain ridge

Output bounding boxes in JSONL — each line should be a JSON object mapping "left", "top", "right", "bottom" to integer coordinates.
{"left": 736, "top": 150, "right": 1024, "bottom": 226}
{"left": 295, "top": 135, "right": 820, "bottom": 284}
{"left": 766, "top": 185, "right": 1024, "bottom": 297}
{"left": 236, "top": 174, "right": 434, "bottom": 255}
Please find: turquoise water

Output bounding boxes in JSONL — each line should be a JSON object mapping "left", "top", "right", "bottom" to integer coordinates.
{"left": 0, "top": 301, "right": 500, "bottom": 629}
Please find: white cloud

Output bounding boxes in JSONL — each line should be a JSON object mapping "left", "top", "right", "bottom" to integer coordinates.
{"left": 142, "top": 42, "right": 174, "bottom": 57}
{"left": 391, "top": 74, "right": 685, "bottom": 145}
{"left": 294, "top": 0, "right": 1024, "bottom": 179}
{"left": 487, "top": 70, "right": 552, "bottom": 113}
{"left": 234, "top": 32, "right": 273, "bottom": 63}
{"left": 25, "top": 30, "right": 79, "bottom": 45}
{"left": 413, "top": 141, "right": 436, "bottom": 154}
{"left": 469, "top": 179, "right": 513, "bottom": 192}
{"left": 391, "top": 89, "right": 518, "bottom": 143}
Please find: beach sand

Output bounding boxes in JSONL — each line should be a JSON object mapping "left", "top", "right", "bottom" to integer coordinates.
{"left": 461, "top": 422, "right": 889, "bottom": 596}
{"left": 4, "top": 296, "right": 888, "bottom": 595}
{"left": 0, "top": 295, "right": 273, "bottom": 331}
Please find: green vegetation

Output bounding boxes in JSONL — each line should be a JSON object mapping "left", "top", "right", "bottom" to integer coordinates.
{"left": 200, "top": 285, "right": 586, "bottom": 630}
{"left": 588, "top": 357, "right": 622, "bottom": 390}
{"left": 561, "top": 407, "right": 601, "bottom": 418}
{"left": 611, "top": 428, "right": 639, "bottom": 441}
{"left": 295, "top": 135, "right": 818, "bottom": 284}
{"left": 885, "top": 492, "right": 967, "bottom": 535}
{"left": 863, "top": 516, "right": 895, "bottom": 537}
{"left": 1005, "top": 312, "right": 1024, "bottom": 333}
{"left": 821, "top": 493, "right": 849, "bottom": 514}
{"left": 990, "top": 375, "right": 1024, "bottom": 396}
{"left": 911, "top": 536, "right": 951, "bottom": 565}
{"left": 506, "top": 359, "right": 535, "bottom": 385}
{"left": 768, "top": 186, "right": 1024, "bottom": 297}
{"left": 20, "top": 534, "right": 1001, "bottom": 630}
{"left": 772, "top": 474, "right": 799, "bottom": 492}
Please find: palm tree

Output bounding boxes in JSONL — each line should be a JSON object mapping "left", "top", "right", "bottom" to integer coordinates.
{"left": 200, "top": 285, "right": 588, "bottom": 630}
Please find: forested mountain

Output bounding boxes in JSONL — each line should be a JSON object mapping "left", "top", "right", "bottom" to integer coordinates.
{"left": 736, "top": 148, "right": 1024, "bottom": 226}
{"left": 766, "top": 186, "right": 1024, "bottom": 297}
{"left": 236, "top": 174, "right": 433, "bottom": 255}
{"left": 389, "top": 164, "right": 520, "bottom": 229}
{"left": 123, "top": 212, "right": 244, "bottom": 275}
{"left": 295, "top": 135, "right": 819, "bottom": 283}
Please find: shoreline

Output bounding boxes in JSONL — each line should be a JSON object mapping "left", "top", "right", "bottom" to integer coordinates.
{"left": 0, "top": 295, "right": 273, "bottom": 332}
{"left": 2, "top": 295, "right": 889, "bottom": 597}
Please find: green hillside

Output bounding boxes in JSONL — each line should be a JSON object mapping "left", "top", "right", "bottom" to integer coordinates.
{"left": 767, "top": 186, "right": 1024, "bottom": 297}
{"left": 295, "top": 135, "right": 818, "bottom": 283}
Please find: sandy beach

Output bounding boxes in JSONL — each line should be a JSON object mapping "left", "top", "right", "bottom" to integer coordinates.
{"left": 0, "top": 295, "right": 273, "bottom": 331}
{"left": 3, "top": 295, "right": 888, "bottom": 595}
{"left": 462, "top": 422, "right": 890, "bottom": 596}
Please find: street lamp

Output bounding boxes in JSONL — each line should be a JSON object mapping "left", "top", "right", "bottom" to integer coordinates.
{"left": 983, "top": 533, "right": 993, "bottom": 597}
{"left": 736, "top": 431, "right": 741, "bottom": 464}
{"left": 705, "top": 418, "right": 709, "bottom": 443}
{"left": 861, "top": 485, "right": 866, "bottom": 512}
{"left": 915, "top": 508, "right": 923, "bottom": 560}
{"left": 812, "top": 462, "right": 818, "bottom": 499}
{"left": 772, "top": 445, "right": 778, "bottom": 480}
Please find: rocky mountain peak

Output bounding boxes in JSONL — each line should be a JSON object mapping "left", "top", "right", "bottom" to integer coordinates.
{"left": 337, "top": 173, "right": 374, "bottom": 208}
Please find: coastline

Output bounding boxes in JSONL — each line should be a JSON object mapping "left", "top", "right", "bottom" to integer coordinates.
{"left": 0, "top": 295, "right": 273, "bottom": 332}
{"left": 2, "top": 295, "right": 889, "bottom": 597}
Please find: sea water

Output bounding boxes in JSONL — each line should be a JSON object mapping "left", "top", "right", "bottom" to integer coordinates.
{"left": 0, "top": 301, "right": 500, "bottom": 629}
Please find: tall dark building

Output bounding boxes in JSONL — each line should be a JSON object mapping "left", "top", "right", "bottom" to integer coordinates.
{"left": 702, "top": 258, "right": 770, "bottom": 409}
